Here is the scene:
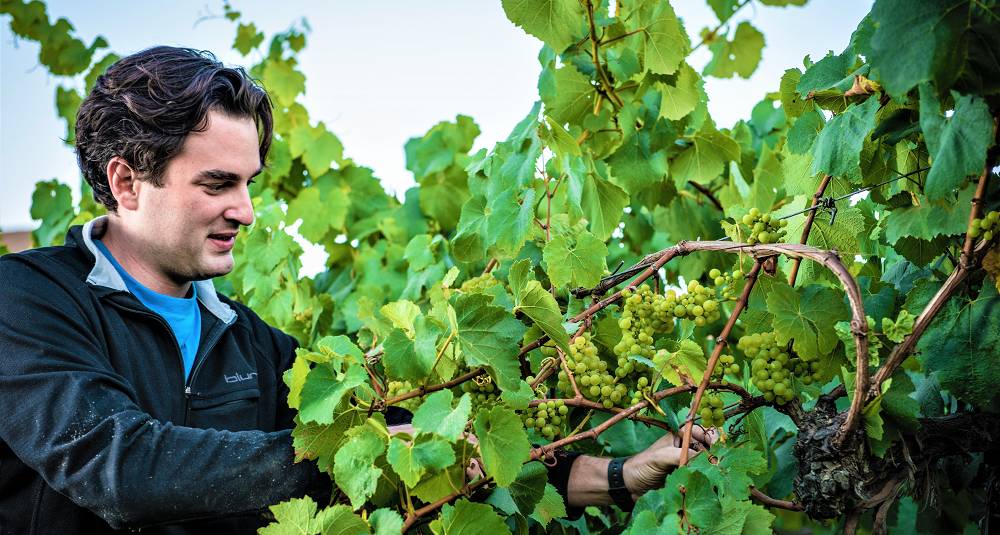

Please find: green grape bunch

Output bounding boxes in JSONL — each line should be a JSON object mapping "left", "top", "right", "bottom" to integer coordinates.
{"left": 663, "top": 279, "right": 721, "bottom": 326}
{"left": 385, "top": 380, "right": 420, "bottom": 412}
{"left": 713, "top": 354, "right": 740, "bottom": 381}
{"left": 709, "top": 267, "right": 744, "bottom": 301}
{"left": 522, "top": 399, "right": 569, "bottom": 440}
{"left": 698, "top": 392, "right": 726, "bottom": 428}
{"left": 739, "top": 331, "right": 814, "bottom": 405}
{"left": 460, "top": 373, "right": 499, "bottom": 413}
{"left": 740, "top": 208, "right": 788, "bottom": 245}
{"left": 970, "top": 210, "right": 1000, "bottom": 241}
{"left": 561, "top": 333, "right": 627, "bottom": 409}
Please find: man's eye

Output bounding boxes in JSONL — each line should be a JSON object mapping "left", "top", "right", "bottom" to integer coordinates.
{"left": 207, "top": 183, "right": 227, "bottom": 192}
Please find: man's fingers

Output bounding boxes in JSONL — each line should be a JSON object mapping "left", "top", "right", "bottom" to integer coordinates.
{"left": 465, "top": 458, "right": 485, "bottom": 480}
{"left": 689, "top": 424, "right": 707, "bottom": 445}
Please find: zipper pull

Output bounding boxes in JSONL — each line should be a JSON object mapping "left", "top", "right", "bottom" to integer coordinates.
{"left": 185, "top": 386, "right": 192, "bottom": 397}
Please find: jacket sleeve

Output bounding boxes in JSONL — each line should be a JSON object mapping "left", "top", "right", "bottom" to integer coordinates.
{"left": 0, "top": 258, "right": 323, "bottom": 529}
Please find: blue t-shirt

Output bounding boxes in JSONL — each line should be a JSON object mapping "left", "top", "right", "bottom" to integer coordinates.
{"left": 95, "top": 240, "right": 202, "bottom": 381}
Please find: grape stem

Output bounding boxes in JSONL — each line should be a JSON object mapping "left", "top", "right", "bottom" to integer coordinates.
{"left": 680, "top": 260, "right": 764, "bottom": 466}
{"left": 962, "top": 130, "right": 996, "bottom": 268}
{"left": 787, "top": 174, "right": 833, "bottom": 286}
{"left": 401, "top": 476, "right": 491, "bottom": 532}
{"left": 687, "top": 180, "right": 725, "bottom": 211}
{"left": 383, "top": 366, "right": 486, "bottom": 406}
{"left": 750, "top": 487, "right": 804, "bottom": 511}
{"left": 481, "top": 257, "right": 498, "bottom": 276}
{"left": 555, "top": 346, "right": 584, "bottom": 399}
{"left": 584, "top": 0, "right": 624, "bottom": 109}
{"left": 690, "top": 0, "right": 753, "bottom": 54}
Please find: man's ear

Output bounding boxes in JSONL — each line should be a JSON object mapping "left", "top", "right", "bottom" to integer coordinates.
{"left": 106, "top": 157, "right": 140, "bottom": 211}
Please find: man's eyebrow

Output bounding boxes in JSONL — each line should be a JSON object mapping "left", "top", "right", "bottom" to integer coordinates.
{"left": 197, "top": 167, "right": 264, "bottom": 182}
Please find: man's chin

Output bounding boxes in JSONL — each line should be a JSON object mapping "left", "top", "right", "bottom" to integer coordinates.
{"left": 189, "top": 256, "right": 235, "bottom": 281}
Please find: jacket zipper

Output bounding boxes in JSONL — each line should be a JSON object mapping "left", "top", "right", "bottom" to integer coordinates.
{"left": 182, "top": 321, "right": 230, "bottom": 424}
{"left": 107, "top": 299, "right": 232, "bottom": 425}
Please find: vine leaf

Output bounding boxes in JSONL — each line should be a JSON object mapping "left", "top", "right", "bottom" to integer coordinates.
{"left": 506, "top": 461, "right": 547, "bottom": 515}
{"left": 581, "top": 160, "right": 630, "bottom": 241}
{"left": 810, "top": 96, "right": 879, "bottom": 182}
{"left": 282, "top": 352, "right": 311, "bottom": 410}
{"left": 473, "top": 406, "right": 530, "bottom": 487}
{"left": 509, "top": 259, "right": 570, "bottom": 354}
{"left": 313, "top": 505, "right": 369, "bottom": 535}
{"left": 655, "top": 339, "right": 705, "bottom": 388}
{"left": 430, "top": 499, "right": 511, "bottom": 535}
{"left": 671, "top": 123, "right": 741, "bottom": 185}
{"left": 656, "top": 62, "right": 700, "bottom": 120}
{"left": 333, "top": 421, "right": 387, "bottom": 510}
{"left": 705, "top": 497, "right": 774, "bottom": 535}
{"left": 386, "top": 435, "right": 455, "bottom": 487}
{"left": 259, "top": 497, "right": 369, "bottom": 535}
{"left": 501, "top": 0, "right": 584, "bottom": 53}
{"left": 259, "top": 496, "right": 318, "bottom": 535}
{"left": 917, "top": 85, "right": 993, "bottom": 200}
{"left": 382, "top": 317, "right": 443, "bottom": 384}
{"left": 529, "top": 484, "right": 567, "bottom": 528}
{"left": 233, "top": 22, "right": 263, "bottom": 55}
{"left": 411, "top": 390, "right": 473, "bottom": 442}
{"left": 638, "top": 1, "right": 689, "bottom": 75}
{"left": 543, "top": 230, "right": 608, "bottom": 289}
{"left": 797, "top": 50, "right": 857, "bottom": 95}
{"left": 262, "top": 59, "right": 305, "bottom": 108}
{"left": 767, "top": 284, "right": 848, "bottom": 360}
{"left": 454, "top": 294, "right": 527, "bottom": 392}
{"left": 298, "top": 363, "right": 366, "bottom": 425}
{"left": 883, "top": 184, "right": 974, "bottom": 242}
{"left": 704, "top": 21, "right": 764, "bottom": 79}
{"left": 369, "top": 508, "right": 404, "bottom": 535}
{"left": 633, "top": 469, "right": 720, "bottom": 529}
{"left": 291, "top": 403, "right": 365, "bottom": 473}
{"left": 540, "top": 65, "right": 594, "bottom": 125}
{"left": 865, "top": 0, "right": 972, "bottom": 97}
{"left": 687, "top": 443, "right": 767, "bottom": 500}
{"left": 919, "top": 282, "right": 1000, "bottom": 409}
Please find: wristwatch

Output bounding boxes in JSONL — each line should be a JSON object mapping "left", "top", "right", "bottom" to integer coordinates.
{"left": 607, "top": 457, "right": 636, "bottom": 511}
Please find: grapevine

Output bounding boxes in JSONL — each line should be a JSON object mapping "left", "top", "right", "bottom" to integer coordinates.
{"left": 5, "top": 0, "right": 1000, "bottom": 534}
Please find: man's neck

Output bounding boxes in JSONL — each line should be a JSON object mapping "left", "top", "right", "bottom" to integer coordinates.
{"left": 101, "top": 218, "right": 192, "bottom": 298}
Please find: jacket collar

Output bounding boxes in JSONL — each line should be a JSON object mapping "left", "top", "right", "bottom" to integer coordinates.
{"left": 77, "top": 216, "right": 237, "bottom": 324}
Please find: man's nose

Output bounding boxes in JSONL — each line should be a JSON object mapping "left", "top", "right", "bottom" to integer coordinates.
{"left": 226, "top": 188, "right": 255, "bottom": 227}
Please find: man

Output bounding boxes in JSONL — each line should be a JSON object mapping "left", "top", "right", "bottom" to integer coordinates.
{"left": 0, "top": 46, "right": 710, "bottom": 534}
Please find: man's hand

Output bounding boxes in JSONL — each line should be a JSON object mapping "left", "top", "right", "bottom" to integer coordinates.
{"left": 622, "top": 426, "right": 718, "bottom": 498}
{"left": 565, "top": 426, "right": 718, "bottom": 507}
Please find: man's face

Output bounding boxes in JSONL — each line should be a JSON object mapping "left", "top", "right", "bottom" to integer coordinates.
{"left": 129, "top": 110, "right": 260, "bottom": 284}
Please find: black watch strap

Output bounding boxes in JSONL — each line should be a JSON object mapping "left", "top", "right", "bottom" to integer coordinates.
{"left": 607, "top": 457, "right": 635, "bottom": 511}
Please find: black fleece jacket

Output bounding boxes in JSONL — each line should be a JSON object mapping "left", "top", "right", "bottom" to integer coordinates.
{"left": 0, "top": 219, "right": 340, "bottom": 534}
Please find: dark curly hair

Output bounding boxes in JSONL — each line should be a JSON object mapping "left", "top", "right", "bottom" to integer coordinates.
{"left": 75, "top": 46, "right": 273, "bottom": 211}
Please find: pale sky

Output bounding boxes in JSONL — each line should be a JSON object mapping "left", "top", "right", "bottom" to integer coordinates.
{"left": 0, "top": 0, "right": 872, "bottom": 232}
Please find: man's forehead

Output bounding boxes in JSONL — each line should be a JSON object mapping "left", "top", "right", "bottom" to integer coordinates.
{"left": 172, "top": 111, "right": 262, "bottom": 179}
